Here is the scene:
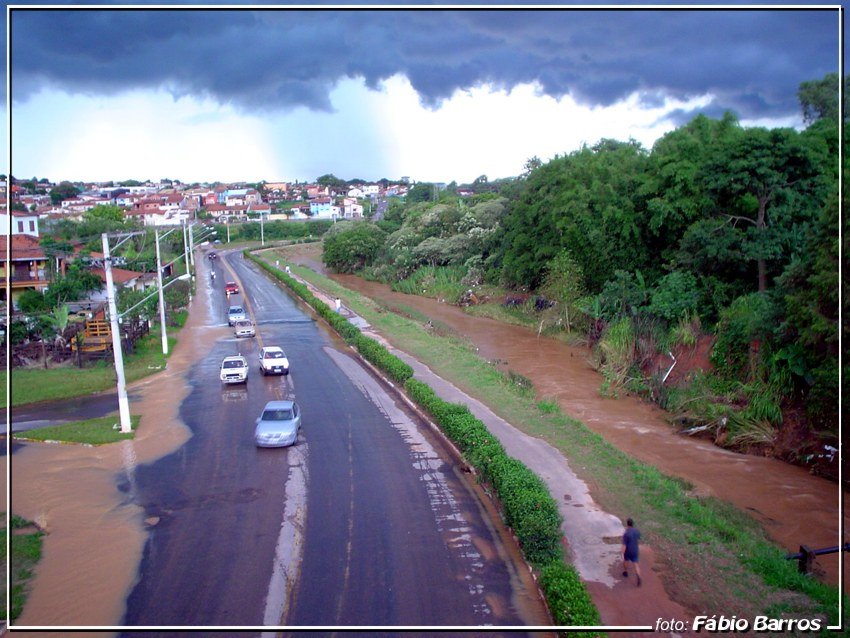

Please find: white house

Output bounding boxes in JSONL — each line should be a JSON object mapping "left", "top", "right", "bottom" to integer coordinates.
{"left": 342, "top": 198, "right": 364, "bottom": 219}
{"left": 1, "top": 210, "right": 40, "bottom": 237}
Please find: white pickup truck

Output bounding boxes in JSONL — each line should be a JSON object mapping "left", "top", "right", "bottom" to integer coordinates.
{"left": 220, "top": 355, "right": 249, "bottom": 384}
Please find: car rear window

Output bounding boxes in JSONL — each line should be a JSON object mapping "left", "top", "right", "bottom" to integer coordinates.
{"left": 265, "top": 351, "right": 285, "bottom": 359}
{"left": 263, "top": 409, "right": 293, "bottom": 420}
{"left": 229, "top": 307, "right": 244, "bottom": 314}
{"left": 223, "top": 360, "right": 244, "bottom": 368}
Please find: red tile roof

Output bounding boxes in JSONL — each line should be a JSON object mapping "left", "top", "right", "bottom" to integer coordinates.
{"left": 89, "top": 266, "right": 144, "bottom": 285}
{"left": 0, "top": 234, "right": 46, "bottom": 261}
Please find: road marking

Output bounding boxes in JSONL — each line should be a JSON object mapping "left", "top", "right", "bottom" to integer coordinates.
{"left": 261, "top": 443, "right": 309, "bottom": 630}
{"left": 322, "top": 346, "right": 494, "bottom": 621}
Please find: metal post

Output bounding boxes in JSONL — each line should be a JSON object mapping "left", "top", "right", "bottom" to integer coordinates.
{"left": 155, "top": 229, "right": 169, "bottom": 355}
{"left": 102, "top": 233, "right": 132, "bottom": 433}
{"left": 260, "top": 213, "right": 265, "bottom": 246}
{"left": 226, "top": 219, "right": 231, "bottom": 243}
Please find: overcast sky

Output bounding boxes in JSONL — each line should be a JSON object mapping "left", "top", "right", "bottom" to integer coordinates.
{"left": 6, "top": 3, "right": 841, "bottom": 185}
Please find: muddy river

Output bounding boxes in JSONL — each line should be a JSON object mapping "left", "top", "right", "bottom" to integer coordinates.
{"left": 288, "top": 244, "right": 848, "bottom": 588}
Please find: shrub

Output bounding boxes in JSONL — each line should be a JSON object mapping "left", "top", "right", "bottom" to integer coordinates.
{"left": 596, "top": 316, "right": 635, "bottom": 395}
{"left": 539, "top": 562, "right": 603, "bottom": 630}
{"left": 712, "top": 293, "right": 777, "bottom": 380}
{"left": 648, "top": 270, "right": 701, "bottom": 322}
{"left": 352, "top": 333, "right": 413, "bottom": 384}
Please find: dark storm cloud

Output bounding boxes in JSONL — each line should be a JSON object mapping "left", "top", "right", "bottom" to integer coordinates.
{"left": 9, "top": 6, "right": 839, "bottom": 121}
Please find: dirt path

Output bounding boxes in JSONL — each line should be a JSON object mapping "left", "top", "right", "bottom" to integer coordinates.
{"left": 10, "top": 260, "right": 220, "bottom": 629}
{"left": 284, "top": 244, "right": 847, "bottom": 590}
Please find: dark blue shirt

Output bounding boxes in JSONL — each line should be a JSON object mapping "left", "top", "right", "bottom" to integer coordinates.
{"left": 623, "top": 527, "right": 640, "bottom": 558}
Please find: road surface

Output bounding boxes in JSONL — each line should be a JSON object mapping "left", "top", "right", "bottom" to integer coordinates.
{"left": 119, "top": 250, "right": 550, "bottom": 633}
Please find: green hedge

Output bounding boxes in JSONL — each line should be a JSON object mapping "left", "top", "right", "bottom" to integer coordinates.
{"left": 248, "top": 251, "right": 602, "bottom": 629}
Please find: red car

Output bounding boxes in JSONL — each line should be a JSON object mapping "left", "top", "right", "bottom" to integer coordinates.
{"left": 225, "top": 282, "right": 239, "bottom": 295}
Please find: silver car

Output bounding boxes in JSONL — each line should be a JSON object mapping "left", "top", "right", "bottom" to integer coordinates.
{"left": 233, "top": 320, "right": 255, "bottom": 338}
{"left": 255, "top": 400, "right": 301, "bottom": 448}
{"left": 228, "top": 305, "right": 247, "bottom": 326}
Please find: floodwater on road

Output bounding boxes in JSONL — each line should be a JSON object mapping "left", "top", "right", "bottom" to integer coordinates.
{"left": 287, "top": 244, "right": 847, "bottom": 588}
{"left": 9, "top": 265, "right": 217, "bottom": 629}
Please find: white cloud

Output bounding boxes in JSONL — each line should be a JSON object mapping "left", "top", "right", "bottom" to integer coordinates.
{"left": 12, "top": 89, "right": 281, "bottom": 183}
{"left": 10, "top": 76, "right": 728, "bottom": 185}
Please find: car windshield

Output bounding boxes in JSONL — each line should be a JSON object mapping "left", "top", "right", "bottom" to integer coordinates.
{"left": 229, "top": 307, "right": 244, "bottom": 314}
{"left": 262, "top": 409, "right": 293, "bottom": 421}
{"left": 223, "top": 360, "right": 244, "bottom": 368}
{"left": 265, "top": 351, "right": 285, "bottom": 359}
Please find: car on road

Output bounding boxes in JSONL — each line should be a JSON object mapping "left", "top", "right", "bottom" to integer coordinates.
{"left": 228, "top": 305, "right": 247, "bottom": 326}
{"left": 208, "top": 251, "right": 218, "bottom": 260}
{"left": 220, "top": 355, "right": 249, "bottom": 384}
{"left": 225, "top": 281, "right": 239, "bottom": 295}
{"left": 233, "top": 320, "right": 256, "bottom": 338}
{"left": 259, "top": 346, "right": 290, "bottom": 376}
{"left": 255, "top": 400, "right": 301, "bottom": 447}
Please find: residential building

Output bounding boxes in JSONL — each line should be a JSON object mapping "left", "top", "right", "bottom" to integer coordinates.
{"left": 309, "top": 197, "right": 333, "bottom": 217}
{"left": 0, "top": 234, "right": 50, "bottom": 308}
{"left": 1, "top": 210, "right": 40, "bottom": 237}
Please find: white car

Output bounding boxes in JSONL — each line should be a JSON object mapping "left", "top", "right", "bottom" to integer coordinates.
{"left": 220, "top": 355, "right": 249, "bottom": 384}
{"left": 259, "top": 346, "right": 290, "bottom": 376}
{"left": 233, "top": 320, "right": 255, "bottom": 338}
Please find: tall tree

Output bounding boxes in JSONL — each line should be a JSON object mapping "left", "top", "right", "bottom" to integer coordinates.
{"left": 49, "top": 181, "right": 80, "bottom": 205}
{"left": 797, "top": 72, "right": 845, "bottom": 124}
{"left": 498, "top": 139, "right": 651, "bottom": 291}
{"left": 541, "top": 250, "right": 585, "bottom": 332}
{"left": 701, "top": 126, "right": 826, "bottom": 293}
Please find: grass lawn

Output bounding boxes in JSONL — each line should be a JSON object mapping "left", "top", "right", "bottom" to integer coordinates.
{"left": 262, "top": 249, "right": 842, "bottom": 626}
{"left": 2, "top": 330, "right": 178, "bottom": 408}
{"left": 3, "top": 515, "right": 45, "bottom": 623}
{"left": 13, "top": 414, "right": 140, "bottom": 445}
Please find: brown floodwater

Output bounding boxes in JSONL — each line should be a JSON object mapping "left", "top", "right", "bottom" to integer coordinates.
{"left": 288, "top": 244, "right": 847, "bottom": 588}
{"left": 9, "top": 261, "right": 222, "bottom": 629}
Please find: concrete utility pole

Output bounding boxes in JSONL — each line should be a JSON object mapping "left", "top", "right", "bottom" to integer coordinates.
{"left": 155, "top": 229, "right": 169, "bottom": 355}
{"left": 102, "top": 233, "right": 132, "bottom": 433}
{"left": 182, "top": 221, "right": 191, "bottom": 278}
{"left": 188, "top": 223, "right": 195, "bottom": 270}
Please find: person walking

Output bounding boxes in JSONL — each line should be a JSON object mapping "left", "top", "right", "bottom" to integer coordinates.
{"left": 622, "top": 517, "right": 642, "bottom": 586}
{"left": 335, "top": 297, "right": 342, "bottom": 314}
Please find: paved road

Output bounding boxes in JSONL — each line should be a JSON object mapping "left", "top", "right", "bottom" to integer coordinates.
{"left": 119, "top": 250, "right": 549, "bottom": 633}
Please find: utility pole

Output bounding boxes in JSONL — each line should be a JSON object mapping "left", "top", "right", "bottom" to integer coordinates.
{"left": 182, "top": 221, "right": 191, "bottom": 278}
{"left": 155, "top": 229, "right": 169, "bottom": 355}
{"left": 188, "top": 223, "right": 195, "bottom": 270}
{"left": 102, "top": 233, "right": 132, "bottom": 433}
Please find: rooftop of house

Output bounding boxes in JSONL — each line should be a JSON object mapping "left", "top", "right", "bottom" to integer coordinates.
{"left": 0, "top": 234, "right": 46, "bottom": 260}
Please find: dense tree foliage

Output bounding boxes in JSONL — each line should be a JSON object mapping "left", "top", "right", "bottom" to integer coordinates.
{"left": 499, "top": 139, "right": 652, "bottom": 291}
{"left": 49, "top": 181, "right": 81, "bottom": 205}
{"left": 318, "top": 73, "right": 840, "bottom": 438}
{"left": 322, "top": 221, "right": 388, "bottom": 273}
{"left": 315, "top": 173, "right": 347, "bottom": 191}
